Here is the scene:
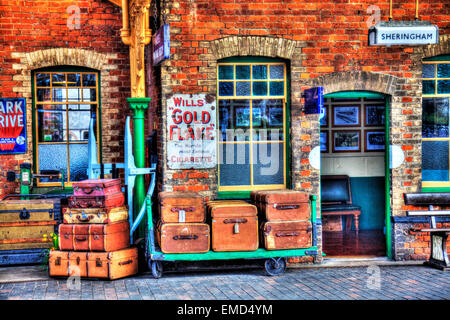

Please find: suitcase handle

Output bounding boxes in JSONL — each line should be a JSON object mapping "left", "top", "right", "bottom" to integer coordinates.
{"left": 19, "top": 208, "right": 30, "bottom": 220}
{"left": 74, "top": 186, "right": 100, "bottom": 194}
{"left": 275, "top": 231, "right": 300, "bottom": 237}
{"left": 274, "top": 204, "right": 300, "bottom": 210}
{"left": 223, "top": 218, "right": 248, "bottom": 224}
{"left": 170, "top": 207, "right": 195, "bottom": 213}
{"left": 75, "top": 236, "right": 88, "bottom": 242}
{"left": 173, "top": 235, "right": 198, "bottom": 240}
{"left": 76, "top": 214, "right": 93, "bottom": 222}
{"left": 118, "top": 259, "right": 133, "bottom": 266}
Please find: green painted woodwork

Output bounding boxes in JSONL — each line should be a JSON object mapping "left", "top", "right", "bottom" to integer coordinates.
{"left": 385, "top": 97, "right": 392, "bottom": 259}
{"left": 423, "top": 55, "right": 450, "bottom": 62}
{"left": 421, "top": 187, "right": 450, "bottom": 192}
{"left": 217, "top": 191, "right": 251, "bottom": 199}
{"left": 324, "top": 91, "right": 385, "bottom": 99}
{"left": 127, "top": 97, "right": 151, "bottom": 239}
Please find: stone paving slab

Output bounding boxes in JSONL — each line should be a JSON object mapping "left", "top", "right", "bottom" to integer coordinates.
{"left": 0, "top": 265, "right": 448, "bottom": 301}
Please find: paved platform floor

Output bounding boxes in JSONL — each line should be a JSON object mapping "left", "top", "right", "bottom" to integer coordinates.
{"left": 0, "top": 265, "right": 448, "bottom": 300}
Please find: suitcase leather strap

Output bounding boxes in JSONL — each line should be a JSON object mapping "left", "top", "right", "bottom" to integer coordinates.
{"left": 223, "top": 218, "right": 247, "bottom": 234}
{"left": 76, "top": 214, "right": 93, "bottom": 222}
{"left": 173, "top": 235, "right": 198, "bottom": 240}
{"left": 119, "top": 259, "right": 133, "bottom": 266}
{"left": 275, "top": 231, "right": 300, "bottom": 237}
{"left": 74, "top": 186, "right": 101, "bottom": 194}
{"left": 273, "top": 204, "right": 300, "bottom": 210}
{"left": 170, "top": 207, "right": 195, "bottom": 212}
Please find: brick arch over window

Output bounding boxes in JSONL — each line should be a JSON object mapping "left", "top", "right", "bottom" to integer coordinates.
{"left": 11, "top": 48, "right": 122, "bottom": 166}
{"left": 417, "top": 34, "right": 450, "bottom": 59}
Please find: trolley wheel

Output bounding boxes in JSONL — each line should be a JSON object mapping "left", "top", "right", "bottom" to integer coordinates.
{"left": 150, "top": 261, "right": 163, "bottom": 279}
{"left": 264, "top": 257, "right": 286, "bottom": 276}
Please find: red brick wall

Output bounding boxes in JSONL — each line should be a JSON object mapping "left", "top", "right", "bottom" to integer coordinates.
{"left": 0, "top": 0, "right": 130, "bottom": 196}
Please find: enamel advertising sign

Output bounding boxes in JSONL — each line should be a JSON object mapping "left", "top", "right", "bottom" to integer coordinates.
{"left": 0, "top": 98, "right": 26, "bottom": 154}
{"left": 167, "top": 94, "right": 217, "bottom": 169}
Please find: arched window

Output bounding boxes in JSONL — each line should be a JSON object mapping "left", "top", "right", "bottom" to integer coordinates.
{"left": 422, "top": 55, "right": 450, "bottom": 188}
{"left": 32, "top": 66, "right": 101, "bottom": 186}
{"left": 217, "top": 57, "right": 289, "bottom": 196}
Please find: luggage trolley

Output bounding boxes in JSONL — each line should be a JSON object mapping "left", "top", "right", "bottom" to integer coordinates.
{"left": 144, "top": 194, "right": 320, "bottom": 278}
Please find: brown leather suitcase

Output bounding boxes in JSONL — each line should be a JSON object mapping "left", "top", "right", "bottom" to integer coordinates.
{"left": 251, "top": 189, "right": 310, "bottom": 222}
{"left": 158, "top": 191, "right": 205, "bottom": 223}
{"left": 49, "top": 247, "right": 138, "bottom": 280}
{"left": 72, "top": 179, "right": 122, "bottom": 197}
{"left": 58, "top": 221, "right": 130, "bottom": 251}
{"left": 157, "top": 222, "right": 210, "bottom": 253}
{"left": 262, "top": 221, "right": 312, "bottom": 250}
{"left": 63, "top": 206, "right": 128, "bottom": 224}
{"left": 208, "top": 201, "right": 258, "bottom": 252}
{"left": 68, "top": 192, "right": 125, "bottom": 209}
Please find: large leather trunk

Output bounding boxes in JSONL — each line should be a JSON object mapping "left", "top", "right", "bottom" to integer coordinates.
{"left": 0, "top": 199, "right": 59, "bottom": 250}
{"left": 262, "top": 221, "right": 312, "bottom": 250}
{"left": 68, "top": 192, "right": 125, "bottom": 209}
{"left": 72, "top": 179, "right": 122, "bottom": 197}
{"left": 158, "top": 192, "right": 205, "bottom": 223}
{"left": 157, "top": 222, "right": 210, "bottom": 253}
{"left": 59, "top": 221, "right": 130, "bottom": 251}
{"left": 207, "top": 201, "right": 258, "bottom": 252}
{"left": 251, "top": 189, "right": 310, "bottom": 222}
{"left": 63, "top": 206, "right": 128, "bottom": 224}
{"left": 49, "top": 247, "right": 138, "bottom": 280}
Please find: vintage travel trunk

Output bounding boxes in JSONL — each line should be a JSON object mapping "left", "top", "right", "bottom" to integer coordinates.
{"left": 208, "top": 201, "right": 259, "bottom": 252}
{"left": 49, "top": 247, "right": 138, "bottom": 280}
{"left": 68, "top": 192, "right": 125, "bottom": 209}
{"left": 251, "top": 189, "right": 310, "bottom": 222}
{"left": 157, "top": 222, "right": 210, "bottom": 253}
{"left": 58, "top": 221, "right": 130, "bottom": 251}
{"left": 63, "top": 206, "right": 128, "bottom": 224}
{"left": 262, "top": 221, "right": 312, "bottom": 250}
{"left": 72, "top": 179, "right": 122, "bottom": 197}
{"left": 158, "top": 191, "right": 205, "bottom": 223}
{"left": 0, "top": 199, "right": 59, "bottom": 250}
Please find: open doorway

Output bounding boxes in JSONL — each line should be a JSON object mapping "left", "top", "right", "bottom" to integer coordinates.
{"left": 320, "top": 92, "right": 387, "bottom": 258}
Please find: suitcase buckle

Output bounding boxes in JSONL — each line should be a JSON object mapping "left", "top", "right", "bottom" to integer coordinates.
{"left": 55, "top": 257, "right": 61, "bottom": 266}
{"left": 96, "top": 258, "right": 102, "bottom": 267}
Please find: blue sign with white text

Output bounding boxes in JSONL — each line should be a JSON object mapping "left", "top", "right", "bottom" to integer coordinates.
{"left": 304, "top": 87, "right": 323, "bottom": 115}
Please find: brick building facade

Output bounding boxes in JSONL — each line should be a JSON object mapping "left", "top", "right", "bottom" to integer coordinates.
{"left": 1, "top": 0, "right": 449, "bottom": 263}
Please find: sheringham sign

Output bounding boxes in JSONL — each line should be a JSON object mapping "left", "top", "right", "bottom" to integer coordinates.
{"left": 369, "top": 21, "right": 439, "bottom": 46}
{"left": 167, "top": 94, "right": 217, "bottom": 169}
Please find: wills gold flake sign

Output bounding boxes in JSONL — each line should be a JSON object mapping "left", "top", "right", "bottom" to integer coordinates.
{"left": 167, "top": 94, "right": 217, "bottom": 169}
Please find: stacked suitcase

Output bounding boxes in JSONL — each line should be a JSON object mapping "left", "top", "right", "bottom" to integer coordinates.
{"left": 251, "top": 190, "right": 312, "bottom": 250}
{"left": 49, "top": 179, "right": 138, "bottom": 280}
{"left": 157, "top": 192, "right": 209, "bottom": 253}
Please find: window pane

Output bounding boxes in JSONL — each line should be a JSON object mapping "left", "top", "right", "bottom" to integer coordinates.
{"left": 422, "top": 80, "right": 435, "bottom": 94}
{"left": 422, "top": 140, "right": 449, "bottom": 181}
{"left": 67, "top": 73, "right": 81, "bottom": 87}
{"left": 422, "top": 64, "right": 435, "bottom": 78}
{"left": 253, "top": 82, "right": 267, "bottom": 96}
{"left": 269, "top": 81, "right": 284, "bottom": 96}
{"left": 37, "top": 105, "right": 67, "bottom": 142}
{"left": 437, "top": 64, "right": 450, "bottom": 78}
{"left": 38, "top": 144, "right": 68, "bottom": 183}
{"left": 219, "top": 143, "right": 251, "bottom": 186}
{"left": 252, "top": 65, "right": 267, "bottom": 80}
{"left": 36, "top": 73, "right": 50, "bottom": 87}
{"left": 422, "top": 98, "right": 449, "bottom": 138}
{"left": 218, "top": 65, "right": 233, "bottom": 80}
{"left": 219, "top": 100, "right": 250, "bottom": 141}
{"left": 67, "top": 88, "right": 82, "bottom": 102}
{"left": 235, "top": 65, "right": 250, "bottom": 80}
{"left": 253, "top": 142, "right": 284, "bottom": 185}
{"left": 82, "top": 74, "right": 97, "bottom": 87}
{"left": 252, "top": 99, "right": 284, "bottom": 141}
{"left": 218, "top": 82, "right": 233, "bottom": 96}
{"left": 51, "top": 73, "right": 66, "bottom": 87}
{"left": 236, "top": 81, "right": 251, "bottom": 96}
{"left": 68, "top": 110, "right": 91, "bottom": 141}
{"left": 52, "top": 88, "right": 66, "bottom": 102}
{"left": 36, "top": 88, "right": 51, "bottom": 102}
{"left": 69, "top": 144, "right": 89, "bottom": 181}
{"left": 269, "top": 65, "right": 284, "bottom": 79}
{"left": 437, "top": 80, "right": 450, "bottom": 94}
{"left": 82, "top": 88, "right": 97, "bottom": 102}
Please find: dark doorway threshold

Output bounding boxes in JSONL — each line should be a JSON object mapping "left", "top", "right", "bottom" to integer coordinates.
{"left": 323, "top": 230, "right": 386, "bottom": 258}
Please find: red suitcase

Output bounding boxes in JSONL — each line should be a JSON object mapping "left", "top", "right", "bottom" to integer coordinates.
{"left": 72, "top": 179, "right": 122, "bottom": 197}
{"left": 58, "top": 221, "right": 130, "bottom": 251}
{"left": 157, "top": 222, "right": 210, "bottom": 253}
{"left": 68, "top": 192, "right": 125, "bottom": 209}
{"left": 262, "top": 221, "right": 312, "bottom": 250}
{"left": 251, "top": 189, "right": 310, "bottom": 222}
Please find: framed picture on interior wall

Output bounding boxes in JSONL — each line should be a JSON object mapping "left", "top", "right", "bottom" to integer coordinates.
{"left": 332, "top": 130, "right": 361, "bottom": 152}
{"left": 332, "top": 105, "right": 361, "bottom": 127}
{"left": 365, "top": 130, "right": 385, "bottom": 152}
{"left": 235, "top": 107, "right": 250, "bottom": 127}
{"left": 320, "top": 106, "right": 328, "bottom": 127}
{"left": 268, "top": 107, "right": 283, "bottom": 127}
{"left": 320, "top": 131, "right": 328, "bottom": 152}
{"left": 365, "top": 105, "right": 385, "bottom": 126}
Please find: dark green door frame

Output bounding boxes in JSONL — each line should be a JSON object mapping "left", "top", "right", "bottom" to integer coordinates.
{"left": 322, "top": 91, "right": 392, "bottom": 259}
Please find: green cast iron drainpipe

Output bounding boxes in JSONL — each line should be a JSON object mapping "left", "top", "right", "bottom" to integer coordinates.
{"left": 127, "top": 97, "right": 151, "bottom": 239}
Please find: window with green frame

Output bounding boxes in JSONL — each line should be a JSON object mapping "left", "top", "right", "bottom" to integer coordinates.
{"left": 32, "top": 66, "right": 100, "bottom": 186}
{"left": 217, "top": 57, "right": 289, "bottom": 196}
{"left": 422, "top": 55, "right": 450, "bottom": 188}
